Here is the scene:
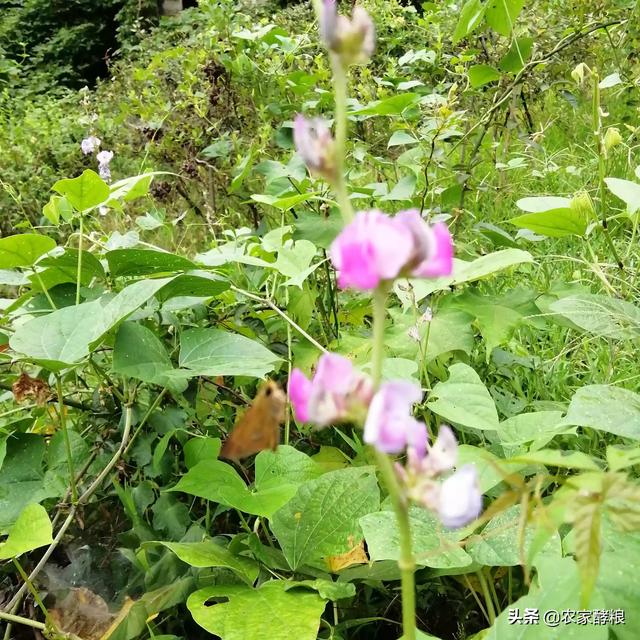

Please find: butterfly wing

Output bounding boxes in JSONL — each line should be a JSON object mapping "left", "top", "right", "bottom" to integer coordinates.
{"left": 220, "top": 382, "right": 284, "bottom": 462}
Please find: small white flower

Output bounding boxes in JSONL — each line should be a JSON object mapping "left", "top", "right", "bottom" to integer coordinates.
{"left": 407, "top": 325, "right": 420, "bottom": 342}
{"left": 81, "top": 135, "right": 101, "bottom": 155}
{"left": 97, "top": 150, "right": 114, "bottom": 181}
{"left": 437, "top": 465, "right": 482, "bottom": 528}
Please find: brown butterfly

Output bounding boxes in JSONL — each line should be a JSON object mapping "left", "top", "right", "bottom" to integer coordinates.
{"left": 220, "top": 380, "right": 286, "bottom": 463}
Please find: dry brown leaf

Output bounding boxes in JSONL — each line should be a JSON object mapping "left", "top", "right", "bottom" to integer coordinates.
{"left": 326, "top": 536, "right": 369, "bottom": 573}
{"left": 49, "top": 588, "right": 135, "bottom": 640}
{"left": 12, "top": 372, "right": 52, "bottom": 406}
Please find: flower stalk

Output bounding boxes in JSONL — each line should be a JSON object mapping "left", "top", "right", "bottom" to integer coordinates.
{"left": 371, "top": 283, "right": 417, "bottom": 640}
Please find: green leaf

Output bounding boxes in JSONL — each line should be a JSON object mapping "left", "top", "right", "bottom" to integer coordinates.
{"left": 606, "top": 445, "right": 640, "bottom": 471}
{"left": 10, "top": 278, "right": 172, "bottom": 369}
{"left": 108, "top": 172, "right": 158, "bottom": 203}
{"left": 272, "top": 240, "right": 319, "bottom": 288}
{"left": 251, "top": 192, "right": 320, "bottom": 211}
{"left": 599, "top": 72, "right": 622, "bottom": 89}
{"left": 550, "top": 294, "right": 640, "bottom": 339}
{"left": 497, "top": 411, "right": 567, "bottom": 445}
{"left": 499, "top": 37, "right": 533, "bottom": 73}
{"left": 113, "top": 322, "right": 186, "bottom": 392}
{"left": 350, "top": 93, "right": 421, "bottom": 117}
{"left": 388, "top": 131, "right": 419, "bottom": 147}
{"left": 381, "top": 175, "right": 417, "bottom": 201}
{"left": 507, "top": 449, "right": 601, "bottom": 471}
{"left": 169, "top": 458, "right": 297, "bottom": 517}
{"left": 42, "top": 195, "right": 73, "bottom": 225}
{"left": 33, "top": 249, "right": 105, "bottom": 290}
{"left": 427, "top": 363, "right": 499, "bottom": 431}
{"left": 153, "top": 541, "right": 259, "bottom": 584}
{"left": 0, "top": 234, "right": 56, "bottom": 269}
{"left": 394, "top": 249, "right": 534, "bottom": 306}
{"left": 516, "top": 196, "right": 572, "bottom": 212}
{"left": 453, "top": 0, "right": 487, "bottom": 43}
{"left": 155, "top": 273, "right": 229, "bottom": 302}
{"left": 254, "top": 446, "right": 324, "bottom": 491}
{"left": 597, "top": 532, "right": 640, "bottom": 639}
{"left": 468, "top": 64, "right": 501, "bottom": 87}
{"left": 573, "top": 497, "right": 602, "bottom": 607}
{"left": 0, "top": 503, "right": 53, "bottom": 559}
{"left": 361, "top": 507, "right": 472, "bottom": 569}
{"left": 183, "top": 437, "right": 222, "bottom": 468}
{"left": 52, "top": 169, "right": 110, "bottom": 212}
{"left": 271, "top": 467, "right": 380, "bottom": 570}
{"left": 485, "top": 0, "right": 525, "bottom": 36}
{"left": 467, "top": 505, "right": 560, "bottom": 567}
{"left": 106, "top": 249, "right": 196, "bottom": 278}
{"left": 561, "top": 385, "right": 640, "bottom": 440}
{"left": 284, "top": 579, "right": 355, "bottom": 601}
{"left": 605, "top": 177, "right": 640, "bottom": 214}
{"left": 510, "top": 200, "right": 587, "bottom": 237}
{"left": 179, "top": 328, "right": 281, "bottom": 378}
{"left": 0, "top": 434, "right": 60, "bottom": 533}
{"left": 187, "top": 581, "right": 326, "bottom": 640}
{"left": 485, "top": 556, "right": 608, "bottom": 640}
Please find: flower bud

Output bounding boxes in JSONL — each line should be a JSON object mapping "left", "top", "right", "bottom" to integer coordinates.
{"left": 604, "top": 127, "right": 623, "bottom": 153}
{"left": 293, "top": 115, "right": 336, "bottom": 182}
{"left": 571, "top": 62, "right": 592, "bottom": 86}
{"left": 320, "top": 0, "right": 375, "bottom": 66}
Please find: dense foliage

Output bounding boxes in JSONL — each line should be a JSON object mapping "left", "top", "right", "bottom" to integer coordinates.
{"left": 1, "top": 0, "right": 640, "bottom": 639}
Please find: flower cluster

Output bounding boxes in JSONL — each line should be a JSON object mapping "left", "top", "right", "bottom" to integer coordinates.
{"left": 320, "top": 0, "right": 375, "bottom": 66}
{"left": 290, "top": 353, "right": 372, "bottom": 426}
{"left": 80, "top": 136, "right": 114, "bottom": 182}
{"left": 289, "top": 354, "right": 482, "bottom": 528}
{"left": 330, "top": 209, "right": 453, "bottom": 290}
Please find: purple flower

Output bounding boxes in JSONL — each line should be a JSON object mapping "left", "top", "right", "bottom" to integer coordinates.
{"left": 329, "top": 210, "right": 454, "bottom": 290}
{"left": 437, "top": 465, "right": 482, "bottom": 528}
{"left": 81, "top": 135, "right": 101, "bottom": 155}
{"left": 364, "top": 380, "right": 427, "bottom": 456}
{"left": 395, "top": 210, "right": 454, "bottom": 278}
{"left": 97, "top": 150, "right": 114, "bottom": 181}
{"left": 320, "top": 0, "right": 375, "bottom": 65}
{"left": 289, "top": 353, "right": 373, "bottom": 427}
{"left": 293, "top": 115, "right": 336, "bottom": 182}
{"left": 330, "top": 210, "right": 414, "bottom": 290}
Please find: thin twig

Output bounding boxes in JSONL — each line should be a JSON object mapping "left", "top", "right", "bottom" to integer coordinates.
{"left": 231, "top": 286, "right": 328, "bottom": 354}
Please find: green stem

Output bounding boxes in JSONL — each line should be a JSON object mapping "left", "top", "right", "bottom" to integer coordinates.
{"left": 371, "top": 284, "right": 416, "bottom": 640}
{"left": 477, "top": 569, "right": 496, "bottom": 624}
{"left": 592, "top": 72, "right": 623, "bottom": 270}
{"left": 0, "top": 611, "right": 45, "bottom": 630}
{"left": 331, "top": 56, "right": 353, "bottom": 223}
{"left": 12, "top": 558, "right": 50, "bottom": 624}
{"left": 56, "top": 375, "right": 78, "bottom": 503}
{"left": 76, "top": 214, "right": 84, "bottom": 305}
{"left": 32, "top": 269, "right": 57, "bottom": 310}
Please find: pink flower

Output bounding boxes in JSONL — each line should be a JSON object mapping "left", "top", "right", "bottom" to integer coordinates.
{"left": 329, "top": 210, "right": 454, "bottom": 290}
{"left": 364, "top": 381, "right": 427, "bottom": 456}
{"left": 293, "top": 115, "right": 336, "bottom": 182}
{"left": 437, "top": 465, "right": 482, "bottom": 528}
{"left": 330, "top": 210, "right": 414, "bottom": 290}
{"left": 320, "top": 0, "right": 375, "bottom": 66}
{"left": 289, "top": 353, "right": 373, "bottom": 427}
{"left": 395, "top": 210, "right": 454, "bottom": 278}
{"left": 81, "top": 135, "right": 101, "bottom": 155}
